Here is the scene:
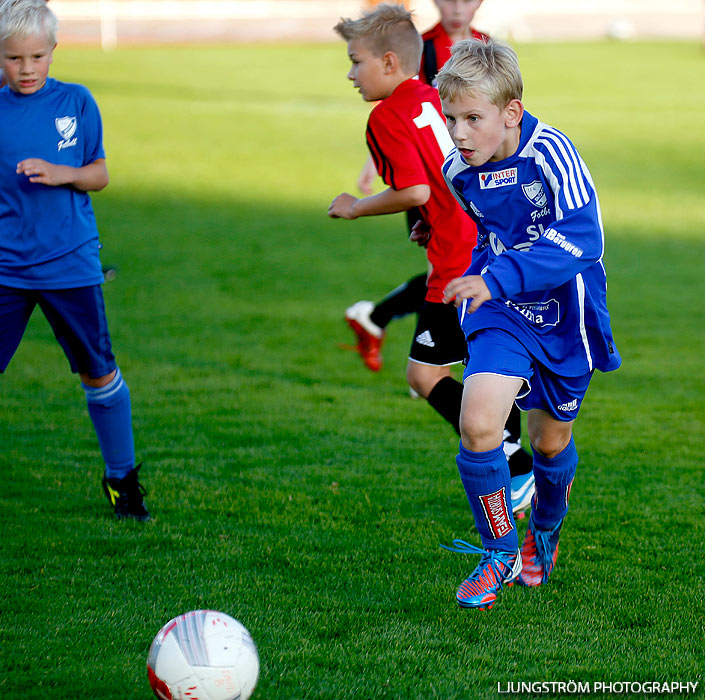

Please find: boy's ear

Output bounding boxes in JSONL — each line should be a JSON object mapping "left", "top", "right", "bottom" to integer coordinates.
{"left": 504, "top": 99, "right": 524, "bottom": 128}
{"left": 381, "top": 50, "right": 398, "bottom": 74}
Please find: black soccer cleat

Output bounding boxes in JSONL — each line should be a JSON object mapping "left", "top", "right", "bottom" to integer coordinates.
{"left": 102, "top": 464, "right": 151, "bottom": 521}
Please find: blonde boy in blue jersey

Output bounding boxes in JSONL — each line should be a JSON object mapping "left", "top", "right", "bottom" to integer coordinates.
{"left": 435, "top": 38, "right": 620, "bottom": 609}
{"left": 0, "top": 0, "right": 149, "bottom": 520}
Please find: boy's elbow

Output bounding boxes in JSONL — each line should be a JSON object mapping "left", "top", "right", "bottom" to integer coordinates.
{"left": 410, "top": 184, "right": 430, "bottom": 207}
{"left": 91, "top": 159, "right": 109, "bottom": 191}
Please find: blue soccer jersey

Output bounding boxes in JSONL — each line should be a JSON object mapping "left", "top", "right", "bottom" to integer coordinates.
{"left": 443, "top": 110, "right": 620, "bottom": 376}
{"left": 0, "top": 78, "right": 105, "bottom": 289}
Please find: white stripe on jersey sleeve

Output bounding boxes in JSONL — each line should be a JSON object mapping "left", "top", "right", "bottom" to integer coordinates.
{"left": 534, "top": 136, "right": 580, "bottom": 209}
{"left": 575, "top": 273, "right": 593, "bottom": 371}
{"left": 541, "top": 128, "right": 590, "bottom": 206}
{"left": 521, "top": 122, "right": 592, "bottom": 209}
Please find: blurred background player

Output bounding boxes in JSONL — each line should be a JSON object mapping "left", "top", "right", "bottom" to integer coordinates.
{"left": 339, "top": 2, "right": 535, "bottom": 511}
{"left": 0, "top": 0, "right": 148, "bottom": 520}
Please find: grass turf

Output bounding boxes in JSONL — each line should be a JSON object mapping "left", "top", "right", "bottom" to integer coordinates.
{"left": 1, "top": 41, "right": 704, "bottom": 698}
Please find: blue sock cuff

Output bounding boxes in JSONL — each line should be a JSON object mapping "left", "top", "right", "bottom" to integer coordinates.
{"left": 457, "top": 441, "right": 504, "bottom": 465}
{"left": 533, "top": 436, "right": 578, "bottom": 475}
{"left": 456, "top": 442, "right": 507, "bottom": 486}
{"left": 82, "top": 368, "right": 124, "bottom": 404}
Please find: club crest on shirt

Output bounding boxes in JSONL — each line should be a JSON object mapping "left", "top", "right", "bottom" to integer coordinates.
{"left": 479, "top": 167, "right": 517, "bottom": 190}
{"left": 55, "top": 116, "right": 78, "bottom": 150}
{"left": 522, "top": 180, "right": 547, "bottom": 208}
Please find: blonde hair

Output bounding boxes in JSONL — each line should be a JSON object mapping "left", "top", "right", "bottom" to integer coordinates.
{"left": 334, "top": 3, "right": 423, "bottom": 75}
{"left": 0, "top": 0, "right": 57, "bottom": 44}
{"left": 437, "top": 38, "right": 523, "bottom": 107}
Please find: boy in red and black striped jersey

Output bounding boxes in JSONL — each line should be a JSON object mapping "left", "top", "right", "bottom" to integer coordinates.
{"left": 329, "top": 4, "right": 474, "bottom": 421}
{"left": 351, "top": 1, "right": 488, "bottom": 329}
{"left": 344, "top": 0, "right": 490, "bottom": 384}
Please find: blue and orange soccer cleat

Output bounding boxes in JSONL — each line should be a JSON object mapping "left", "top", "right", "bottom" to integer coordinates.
{"left": 440, "top": 540, "right": 522, "bottom": 610}
{"left": 518, "top": 513, "right": 564, "bottom": 586}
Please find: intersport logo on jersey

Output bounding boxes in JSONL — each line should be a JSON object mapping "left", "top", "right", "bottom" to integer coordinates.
{"left": 479, "top": 167, "right": 517, "bottom": 190}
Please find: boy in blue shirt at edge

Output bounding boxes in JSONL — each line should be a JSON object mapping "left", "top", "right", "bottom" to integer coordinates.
{"left": 0, "top": 0, "right": 149, "bottom": 521}
{"left": 434, "top": 38, "right": 620, "bottom": 609}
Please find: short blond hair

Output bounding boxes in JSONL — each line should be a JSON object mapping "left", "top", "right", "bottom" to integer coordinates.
{"left": 334, "top": 3, "right": 423, "bottom": 75}
{"left": 437, "top": 38, "right": 523, "bottom": 108}
{"left": 0, "top": 0, "right": 57, "bottom": 44}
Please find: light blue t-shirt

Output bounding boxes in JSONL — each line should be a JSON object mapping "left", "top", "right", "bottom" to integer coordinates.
{"left": 0, "top": 78, "right": 105, "bottom": 289}
{"left": 443, "top": 110, "right": 621, "bottom": 377}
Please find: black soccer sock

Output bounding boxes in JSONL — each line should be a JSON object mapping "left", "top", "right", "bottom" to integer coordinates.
{"left": 505, "top": 403, "right": 522, "bottom": 442}
{"left": 370, "top": 273, "right": 427, "bottom": 329}
{"left": 504, "top": 404, "right": 533, "bottom": 477}
{"left": 426, "top": 376, "right": 463, "bottom": 435}
{"left": 507, "top": 442, "right": 533, "bottom": 477}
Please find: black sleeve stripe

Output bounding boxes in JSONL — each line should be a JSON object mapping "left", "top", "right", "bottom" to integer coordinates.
{"left": 366, "top": 123, "right": 396, "bottom": 189}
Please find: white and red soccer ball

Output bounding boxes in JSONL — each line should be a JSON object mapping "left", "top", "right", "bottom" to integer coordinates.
{"left": 147, "top": 610, "right": 259, "bottom": 700}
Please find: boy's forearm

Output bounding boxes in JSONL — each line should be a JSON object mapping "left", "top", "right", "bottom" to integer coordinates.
{"left": 16, "top": 157, "right": 109, "bottom": 191}
{"left": 66, "top": 159, "right": 109, "bottom": 191}
{"left": 353, "top": 184, "right": 430, "bottom": 217}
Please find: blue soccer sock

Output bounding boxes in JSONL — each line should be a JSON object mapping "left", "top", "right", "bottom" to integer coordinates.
{"left": 456, "top": 442, "right": 518, "bottom": 552}
{"left": 82, "top": 367, "right": 135, "bottom": 478}
{"left": 531, "top": 436, "right": 578, "bottom": 530}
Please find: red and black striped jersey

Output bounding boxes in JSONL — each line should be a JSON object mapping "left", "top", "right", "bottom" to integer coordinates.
{"left": 366, "top": 78, "right": 477, "bottom": 303}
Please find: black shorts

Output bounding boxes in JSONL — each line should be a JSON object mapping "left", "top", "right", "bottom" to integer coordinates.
{"left": 408, "top": 301, "right": 467, "bottom": 366}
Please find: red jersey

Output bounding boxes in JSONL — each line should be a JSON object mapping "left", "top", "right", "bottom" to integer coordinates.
{"left": 365, "top": 78, "right": 476, "bottom": 303}
{"left": 419, "top": 23, "right": 490, "bottom": 85}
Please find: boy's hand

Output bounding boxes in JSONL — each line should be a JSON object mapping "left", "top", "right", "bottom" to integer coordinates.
{"left": 409, "top": 219, "right": 431, "bottom": 248}
{"left": 16, "top": 158, "right": 65, "bottom": 186}
{"left": 328, "top": 192, "right": 359, "bottom": 220}
{"left": 443, "top": 275, "right": 492, "bottom": 312}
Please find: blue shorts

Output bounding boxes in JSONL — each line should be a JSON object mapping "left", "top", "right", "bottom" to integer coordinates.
{"left": 462, "top": 328, "right": 593, "bottom": 422}
{"left": 0, "top": 285, "right": 116, "bottom": 378}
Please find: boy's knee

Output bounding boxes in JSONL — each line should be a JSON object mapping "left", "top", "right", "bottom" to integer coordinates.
{"left": 80, "top": 369, "right": 117, "bottom": 388}
{"left": 459, "top": 411, "right": 503, "bottom": 452}
{"left": 529, "top": 430, "right": 572, "bottom": 459}
{"left": 527, "top": 410, "right": 574, "bottom": 458}
{"left": 406, "top": 362, "right": 449, "bottom": 399}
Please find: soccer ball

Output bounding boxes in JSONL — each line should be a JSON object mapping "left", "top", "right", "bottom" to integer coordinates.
{"left": 147, "top": 610, "right": 259, "bottom": 700}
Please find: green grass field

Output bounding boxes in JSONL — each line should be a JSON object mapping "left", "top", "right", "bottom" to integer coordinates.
{"left": 2, "top": 40, "right": 705, "bottom": 699}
